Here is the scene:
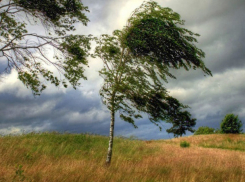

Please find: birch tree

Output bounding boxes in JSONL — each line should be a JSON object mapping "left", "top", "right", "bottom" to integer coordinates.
{"left": 0, "top": 0, "right": 92, "bottom": 95}
{"left": 94, "top": 1, "right": 212, "bottom": 165}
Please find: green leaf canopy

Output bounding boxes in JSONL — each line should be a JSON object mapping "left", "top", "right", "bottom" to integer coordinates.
{"left": 94, "top": 0, "right": 212, "bottom": 132}
{"left": 0, "top": 0, "right": 91, "bottom": 95}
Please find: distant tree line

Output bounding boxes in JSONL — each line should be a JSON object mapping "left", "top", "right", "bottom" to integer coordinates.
{"left": 194, "top": 113, "right": 243, "bottom": 135}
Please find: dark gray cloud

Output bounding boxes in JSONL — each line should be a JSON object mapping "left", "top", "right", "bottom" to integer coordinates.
{"left": 0, "top": 0, "right": 245, "bottom": 139}
{"left": 0, "top": 85, "right": 172, "bottom": 139}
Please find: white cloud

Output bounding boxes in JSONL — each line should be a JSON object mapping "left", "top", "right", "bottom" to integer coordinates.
{"left": 0, "top": 69, "right": 68, "bottom": 97}
{"left": 118, "top": 0, "right": 143, "bottom": 26}
{"left": 169, "top": 68, "right": 245, "bottom": 120}
{"left": 64, "top": 107, "right": 109, "bottom": 124}
{"left": 0, "top": 70, "right": 32, "bottom": 97}
{"left": 0, "top": 122, "right": 51, "bottom": 135}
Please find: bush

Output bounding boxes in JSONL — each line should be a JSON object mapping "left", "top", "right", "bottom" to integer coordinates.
{"left": 214, "top": 128, "right": 222, "bottom": 134}
{"left": 180, "top": 141, "right": 190, "bottom": 148}
{"left": 194, "top": 126, "right": 215, "bottom": 135}
{"left": 221, "top": 114, "right": 243, "bottom": 134}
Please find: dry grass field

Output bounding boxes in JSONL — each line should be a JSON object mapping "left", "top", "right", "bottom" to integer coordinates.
{"left": 0, "top": 133, "right": 245, "bottom": 182}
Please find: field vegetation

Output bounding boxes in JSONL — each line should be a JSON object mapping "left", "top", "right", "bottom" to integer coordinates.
{"left": 1, "top": 132, "right": 245, "bottom": 182}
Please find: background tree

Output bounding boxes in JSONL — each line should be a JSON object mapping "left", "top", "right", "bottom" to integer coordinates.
{"left": 220, "top": 114, "right": 243, "bottom": 134}
{"left": 0, "top": 0, "right": 92, "bottom": 95}
{"left": 166, "top": 110, "right": 196, "bottom": 137}
{"left": 194, "top": 126, "right": 216, "bottom": 135}
{"left": 94, "top": 1, "right": 212, "bottom": 165}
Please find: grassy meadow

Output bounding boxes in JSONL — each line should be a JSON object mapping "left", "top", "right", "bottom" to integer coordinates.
{"left": 1, "top": 132, "right": 245, "bottom": 182}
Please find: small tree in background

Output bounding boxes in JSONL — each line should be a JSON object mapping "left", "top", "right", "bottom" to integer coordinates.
{"left": 167, "top": 111, "right": 196, "bottom": 137}
{"left": 221, "top": 114, "right": 243, "bottom": 134}
{"left": 194, "top": 126, "right": 215, "bottom": 135}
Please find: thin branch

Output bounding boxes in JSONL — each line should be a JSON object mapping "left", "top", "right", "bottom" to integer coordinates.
{"left": 36, "top": 47, "right": 64, "bottom": 72}
{"left": 0, "top": 2, "right": 15, "bottom": 10}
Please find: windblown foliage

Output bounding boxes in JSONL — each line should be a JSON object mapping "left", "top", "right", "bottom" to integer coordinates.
{"left": 94, "top": 1, "right": 212, "bottom": 164}
{"left": 0, "top": 0, "right": 92, "bottom": 95}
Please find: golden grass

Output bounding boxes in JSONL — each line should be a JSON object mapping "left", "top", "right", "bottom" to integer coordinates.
{"left": 1, "top": 133, "right": 245, "bottom": 182}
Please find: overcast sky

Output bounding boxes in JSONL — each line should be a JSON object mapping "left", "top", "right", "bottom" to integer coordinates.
{"left": 0, "top": 0, "right": 244, "bottom": 139}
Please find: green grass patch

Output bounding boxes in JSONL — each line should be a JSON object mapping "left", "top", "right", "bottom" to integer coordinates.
{"left": 198, "top": 136, "right": 245, "bottom": 152}
{"left": 0, "top": 132, "right": 158, "bottom": 165}
{"left": 180, "top": 141, "right": 190, "bottom": 148}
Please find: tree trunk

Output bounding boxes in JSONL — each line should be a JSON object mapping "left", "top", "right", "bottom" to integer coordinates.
{"left": 106, "top": 107, "right": 115, "bottom": 165}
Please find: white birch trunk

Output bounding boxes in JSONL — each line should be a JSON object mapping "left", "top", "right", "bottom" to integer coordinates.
{"left": 106, "top": 108, "right": 115, "bottom": 164}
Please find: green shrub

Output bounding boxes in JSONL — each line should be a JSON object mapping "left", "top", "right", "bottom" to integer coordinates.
{"left": 194, "top": 126, "right": 215, "bottom": 135}
{"left": 180, "top": 141, "right": 190, "bottom": 148}
{"left": 221, "top": 114, "right": 243, "bottom": 134}
{"left": 214, "top": 128, "right": 222, "bottom": 134}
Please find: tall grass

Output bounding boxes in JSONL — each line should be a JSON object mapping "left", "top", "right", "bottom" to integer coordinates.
{"left": 1, "top": 132, "right": 245, "bottom": 181}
